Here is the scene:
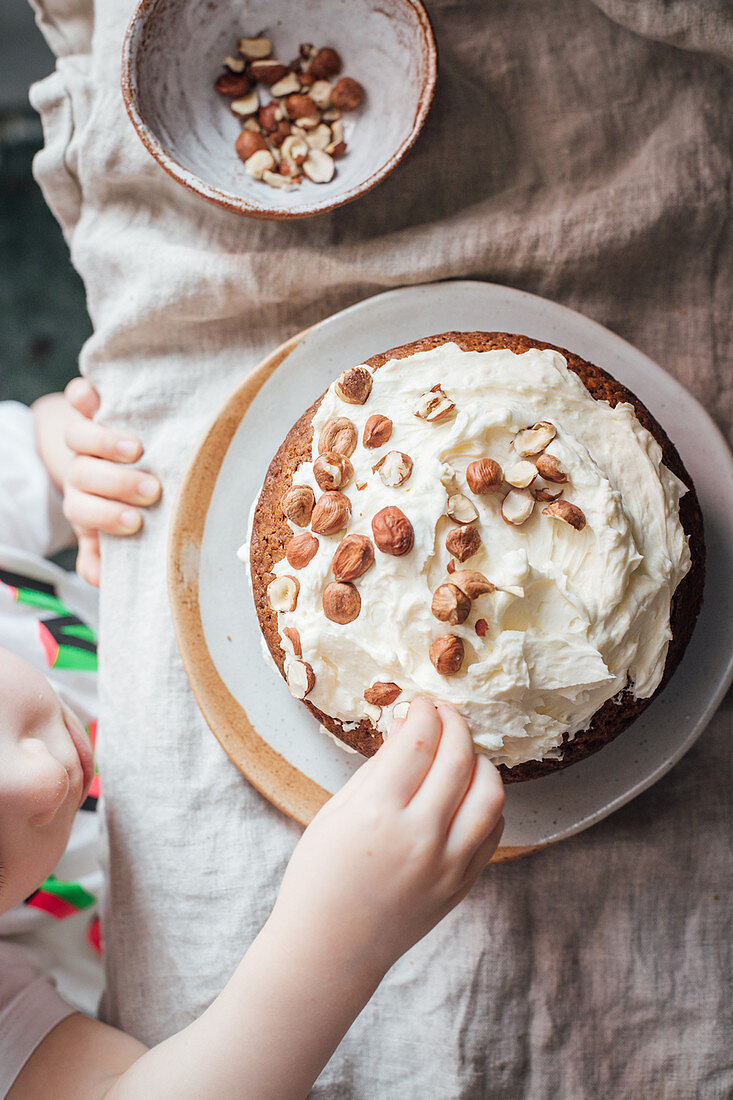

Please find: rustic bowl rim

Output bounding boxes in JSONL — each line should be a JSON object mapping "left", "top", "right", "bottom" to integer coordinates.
{"left": 121, "top": 0, "right": 438, "bottom": 220}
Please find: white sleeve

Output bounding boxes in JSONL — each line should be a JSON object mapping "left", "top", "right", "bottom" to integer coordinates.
{"left": 0, "top": 943, "right": 77, "bottom": 1097}
{"left": 0, "top": 402, "right": 74, "bottom": 558}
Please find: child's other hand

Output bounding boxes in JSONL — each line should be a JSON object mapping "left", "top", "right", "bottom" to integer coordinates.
{"left": 62, "top": 378, "right": 160, "bottom": 586}
{"left": 273, "top": 699, "right": 505, "bottom": 977}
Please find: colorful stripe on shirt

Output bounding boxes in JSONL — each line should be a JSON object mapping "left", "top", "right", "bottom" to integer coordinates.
{"left": 25, "top": 874, "right": 96, "bottom": 919}
{"left": 0, "top": 567, "right": 97, "bottom": 671}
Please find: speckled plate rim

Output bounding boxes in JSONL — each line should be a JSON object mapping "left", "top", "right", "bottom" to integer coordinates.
{"left": 168, "top": 280, "right": 733, "bottom": 859}
{"left": 121, "top": 0, "right": 437, "bottom": 220}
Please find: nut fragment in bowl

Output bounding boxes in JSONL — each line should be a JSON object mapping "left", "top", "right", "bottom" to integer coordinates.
{"left": 122, "top": 0, "right": 437, "bottom": 219}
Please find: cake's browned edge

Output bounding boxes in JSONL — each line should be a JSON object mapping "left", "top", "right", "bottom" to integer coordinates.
{"left": 250, "top": 331, "right": 705, "bottom": 781}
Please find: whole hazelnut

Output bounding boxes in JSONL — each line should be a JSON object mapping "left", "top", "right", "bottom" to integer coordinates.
{"left": 314, "top": 451, "right": 353, "bottom": 491}
{"left": 281, "top": 484, "right": 315, "bottom": 527}
{"left": 364, "top": 682, "right": 401, "bottom": 706}
{"left": 371, "top": 506, "right": 414, "bottom": 557}
{"left": 215, "top": 71, "right": 252, "bottom": 97}
{"left": 285, "top": 532, "right": 319, "bottom": 570}
{"left": 330, "top": 76, "right": 364, "bottom": 112}
{"left": 445, "top": 526, "right": 481, "bottom": 562}
{"left": 335, "top": 366, "right": 373, "bottom": 405}
{"left": 466, "top": 458, "right": 503, "bottom": 494}
{"left": 318, "top": 417, "right": 358, "bottom": 457}
{"left": 323, "top": 581, "right": 361, "bottom": 624}
{"left": 331, "top": 534, "right": 374, "bottom": 582}
{"left": 431, "top": 583, "right": 471, "bottom": 625}
{"left": 235, "top": 130, "right": 268, "bottom": 163}
{"left": 475, "top": 618, "right": 489, "bottom": 638}
{"left": 250, "top": 59, "right": 290, "bottom": 84}
{"left": 309, "top": 47, "right": 342, "bottom": 80}
{"left": 259, "top": 102, "right": 282, "bottom": 132}
{"left": 311, "top": 491, "right": 351, "bottom": 535}
{"left": 269, "top": 120, "right": 292, "bottom": 148}
{"left": 285, "top": 93, "right": 318, "bottom": 120}
{"left": 363, "top": 414, "right": 393, "bottom": 449}
{"left": 429, "top": 635, "right": 464, "bottom": 675}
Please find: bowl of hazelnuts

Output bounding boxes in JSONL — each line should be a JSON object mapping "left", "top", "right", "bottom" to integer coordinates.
{"left": 122, "top": 0, "right": 437, "bottom": 218}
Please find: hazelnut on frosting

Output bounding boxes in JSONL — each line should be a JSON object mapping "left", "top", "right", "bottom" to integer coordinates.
{"left": 245, "top": 343, "right": 691, "bottom": 769}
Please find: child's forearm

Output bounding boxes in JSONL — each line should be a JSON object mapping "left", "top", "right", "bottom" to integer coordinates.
{"left": 105, "top": 911, "right": 385, "bottom": 1100}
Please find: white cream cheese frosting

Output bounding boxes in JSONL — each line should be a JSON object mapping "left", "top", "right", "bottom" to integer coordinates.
{"left": 246, "top": 343, "right": 691, "bottom": 769}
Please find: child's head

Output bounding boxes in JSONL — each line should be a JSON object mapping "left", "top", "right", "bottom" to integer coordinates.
{"left": 0, "top": 647, "right": 94, "bottom": 914}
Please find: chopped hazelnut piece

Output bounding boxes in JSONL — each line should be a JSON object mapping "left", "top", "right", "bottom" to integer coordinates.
{"left": 513, "top": 421, "right": 556, "bottom": 456}
{"left": 281, "top": 484, "right": 315, "bottom": 527}
{"left": 501, "top": 490, "right": 535, "bottom": 526}
{"left": 542, "top": 500, "right": 587, "bottom": 530}
{"left": 535, "top": 454, "right": 567, "bottom": 483}
{"left": 447, "top": 493, "right": 478, "bottom": 524}
{"left": 267, "top": 575, "right": 299, "bottom": 612}
{"left": 335, "top": 366, "right": 373, "bottom": 405}
{"left": 414, "top": 385, "right": 455, "bottom": 422}
{"left": 373, "top": 451, "right": 413, "bottom": 488}
{"left": 286, "top": 659, "right": 315, "bottom": 699}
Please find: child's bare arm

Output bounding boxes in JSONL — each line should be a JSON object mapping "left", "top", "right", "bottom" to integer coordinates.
{"left": 32, "top": 379, "right": 161, "bottom": 585}
{"left": 10, "top": 700, "right": 504, "bottom": 1100}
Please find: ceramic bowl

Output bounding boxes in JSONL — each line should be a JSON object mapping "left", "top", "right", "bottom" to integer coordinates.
{"left": 122, "top": 0, "right": 437, "bottom": 219}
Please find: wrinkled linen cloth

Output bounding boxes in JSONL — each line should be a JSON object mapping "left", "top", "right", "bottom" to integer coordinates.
{"left": 28, "top": 0, "right": 732, "bottom": 1095}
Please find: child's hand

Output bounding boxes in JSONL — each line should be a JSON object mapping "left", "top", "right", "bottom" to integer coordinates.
{"left": 272, "top": 698, "right": 505, "bottom": 975}
{"left": 61, "top": 379, "right": 161, "bottom": 586}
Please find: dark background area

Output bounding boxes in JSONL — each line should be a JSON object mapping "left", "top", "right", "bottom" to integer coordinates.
{"left": 0, "top": 0, "right": 91, "bottom": 406}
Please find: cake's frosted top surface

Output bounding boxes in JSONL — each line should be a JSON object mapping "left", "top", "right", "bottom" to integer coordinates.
{"left": 254, "top": 343, "right": 690, "bottom": 768}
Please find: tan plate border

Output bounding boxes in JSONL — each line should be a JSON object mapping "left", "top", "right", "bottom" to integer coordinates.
{"left": 167, "top": 325, "right": 552, "bottom": 862}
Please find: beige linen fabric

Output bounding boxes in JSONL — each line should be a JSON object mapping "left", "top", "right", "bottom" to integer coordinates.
{"left": 28, "top": 0, "right": 732, "bottom": 1095}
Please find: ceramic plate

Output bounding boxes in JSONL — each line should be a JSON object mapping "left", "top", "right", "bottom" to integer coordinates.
{"left": 168, "top": 281, "right": 733, "bottom": 859}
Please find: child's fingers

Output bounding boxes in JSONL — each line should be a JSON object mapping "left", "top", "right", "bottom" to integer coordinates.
{"left": 63, "top": 485, "right": 143, "bottom": 536}
{"left": 409, "top": 704, "right": 477, "bottom": 828}
{"left": 68, "top": 455, "right": 161, "bottom": 507}
{"left": 446, "top": 753, "right": 505, "bottom": 859}
{"left": 318, "top": 754, "right": 379, "bottom": 817}
{"left": 76, "top": 534, "right": 101, "bottom": 587}
{"left": 366, "top": 698, "right": 443, "bottom": 806}
{"left": 65, "top": 415, "right": 143, "bottom": 463}
{"left": 461, "top": 815, "right": 505, "bottom": 884}
{"left": 64, "top": 377, "right": 100, "bottom": 419}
